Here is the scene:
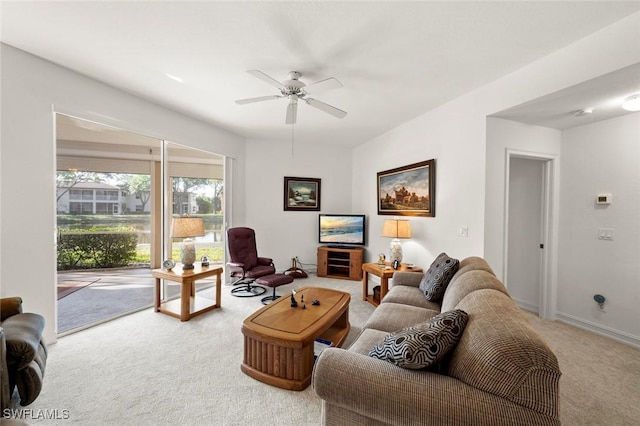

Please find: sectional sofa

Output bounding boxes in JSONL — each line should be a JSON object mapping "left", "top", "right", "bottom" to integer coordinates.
{"left": 313, "top": 256, "right": 561, "bottom": 425}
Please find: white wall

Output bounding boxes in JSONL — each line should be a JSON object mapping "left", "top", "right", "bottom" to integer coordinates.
{"left": 558, "top": 113, "right": 640, "bottom": 345}
{"left": 353, "top": 9, "right": 640, "bottom": 271}
{"left": 352, "top": 13, "right": 640, "bottom": 345}
{"left": 353, "top": 101, "right": 487, "bottom": 270}
{"left": 485, "top": 118, "right": 562, "bottom": 280}
{"left": 0, "top": 44, "right": 246, "bottom": 343}
{"left": 243, "top": 139, "right": 354, "bottom": 271}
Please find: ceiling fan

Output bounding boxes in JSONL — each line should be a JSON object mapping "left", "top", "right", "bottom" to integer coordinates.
{"left": 235, "top": 70, "right": 347, "bottom": 125}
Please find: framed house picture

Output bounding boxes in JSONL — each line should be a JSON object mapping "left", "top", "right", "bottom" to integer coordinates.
{"left": 377, "top": 159, "right": 435, "bottom": 217}
{"left": 284, "top": 177, "right": 321, "bottom": 211}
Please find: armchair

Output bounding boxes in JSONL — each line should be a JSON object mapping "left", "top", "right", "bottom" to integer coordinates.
{"left": 1, "top": 297, "right": 48, "bottom": 410}
{"left": 226, "top": 227, "right": 276, "bottom": 297}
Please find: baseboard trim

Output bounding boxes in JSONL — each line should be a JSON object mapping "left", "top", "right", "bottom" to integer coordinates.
{"left": 514, "top": 298, "right": 539, "bottom": 314}
{"left": 556, "top": 312, "right": 640, "bottom": 349}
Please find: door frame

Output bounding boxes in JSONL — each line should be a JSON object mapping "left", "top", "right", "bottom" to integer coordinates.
{"left": 503, "top": 149, "right": 559, "bottom": 320}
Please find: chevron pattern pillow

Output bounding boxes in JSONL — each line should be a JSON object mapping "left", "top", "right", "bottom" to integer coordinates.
{"left": 419, "top": 252, "right": 460, "bottom": 301}
{"left": 368, "top": 309, "right": 469, "bottom": 370}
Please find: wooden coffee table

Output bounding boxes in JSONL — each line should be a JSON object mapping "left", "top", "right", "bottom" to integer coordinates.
{"left": 241, "top": 286, "right": 350, "bottom": 391}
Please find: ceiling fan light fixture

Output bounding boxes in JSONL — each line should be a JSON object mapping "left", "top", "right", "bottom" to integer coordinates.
{"left": 235, "top": 70, "right": 347, "bottom": 125}
{"left": 622, "top": 94, "right": 640, "bottom": 112}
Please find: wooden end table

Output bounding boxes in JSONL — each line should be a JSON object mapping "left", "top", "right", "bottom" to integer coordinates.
{"left": 152, "top": 263, "right": 222, "bottom": 321}
{"left": 241, "top": 287, "right": 350, "bottom": 391}
{"left": 362, "top": 262, "right": 423, "bottom": 306}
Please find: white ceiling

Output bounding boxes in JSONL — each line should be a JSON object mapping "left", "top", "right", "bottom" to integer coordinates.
{"left": 2, "top": 1, "right": 640, "bottom": 147}
{"left": 493, "top": 62, "right": 640, "bottom": 129}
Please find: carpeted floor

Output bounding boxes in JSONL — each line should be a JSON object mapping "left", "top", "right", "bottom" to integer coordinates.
{"left": 7, "top": 274, "right": 640, "bottom": 425}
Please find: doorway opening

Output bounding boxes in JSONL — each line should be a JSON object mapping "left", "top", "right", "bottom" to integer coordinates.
{"left": 504, "top": 150, "right": 558, "bottom": 320}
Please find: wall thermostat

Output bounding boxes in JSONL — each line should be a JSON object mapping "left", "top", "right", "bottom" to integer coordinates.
{"left": 595, "top": 194, "right": 612, "bottom": 205}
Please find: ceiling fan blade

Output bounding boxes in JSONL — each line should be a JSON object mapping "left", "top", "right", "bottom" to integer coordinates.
{"left": 247, "top": 70, "right": 286, "bottom": 91}
{"left": 286, "top": 101, "right": 298, "bottom": 125}
{"left": 235, "top": 95, "right": 282, "bottom": 105}
{"left": 304, "top": 77, "right": 343, "bottom": 93}
{"left": 304, "top": 98, "right": 347, "bottom": 119}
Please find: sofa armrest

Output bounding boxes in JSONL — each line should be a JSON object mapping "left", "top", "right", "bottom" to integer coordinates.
{"left": 1, "top": 297, "right": 23, "bottom": 321}
{"left": 2, "top": 313, "right": 44, "bottom": 371}
{"left": 1, "top": 327, "right": 10, "bottom": 411}
{"left": 313, "top": 348, "right": 557, "bottom": 425}
{"left": 390, "top": 271, "right": 423, "bottom": 288}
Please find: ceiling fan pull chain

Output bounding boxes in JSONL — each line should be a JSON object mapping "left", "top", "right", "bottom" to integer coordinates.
{"left": 291, "top": 123, "right": 295, "bottom": 158}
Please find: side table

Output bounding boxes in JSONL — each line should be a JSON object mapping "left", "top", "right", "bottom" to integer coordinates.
{"left": 362, "top": 263, "right": 423, "bottom": 307}
{"left": 152, "top": 263, "right": 222, "bottom": 321}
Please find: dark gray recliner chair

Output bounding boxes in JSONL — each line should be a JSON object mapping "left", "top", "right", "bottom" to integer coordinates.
{"left": 1, "top": 297, "right": 48, "bottom": 410}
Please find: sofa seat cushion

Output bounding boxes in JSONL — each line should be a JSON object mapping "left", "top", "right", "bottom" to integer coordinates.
{"left": 382, "top": 285, "right": 441, "bottom": 310}
{"left": 364, "top": 302, "right": 439, "bottom": 333}
{"left": 447, "top": 289, "right": 561, "bottom": 418}
{"left": 347, "top": 328, "right": 389, "bottom": 355}
{"left": 420, "top": 253, "right": 459, "bottom": 301}
{"left": 369, "top": 310, "right": 469, "bottom": 369}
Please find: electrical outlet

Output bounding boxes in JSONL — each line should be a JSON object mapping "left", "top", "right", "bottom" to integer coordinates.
{"left": 459, "top": 226, "right": 469, "bottom": 237}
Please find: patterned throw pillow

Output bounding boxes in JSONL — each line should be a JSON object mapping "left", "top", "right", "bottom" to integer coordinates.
{"left": 368, "top": 309, "right": 469, "bottom": 370}
{"left": 419, "top": 253, "right": 460, "bottom": 301}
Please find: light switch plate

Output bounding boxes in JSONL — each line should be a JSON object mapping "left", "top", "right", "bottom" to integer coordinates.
{"left": 598, "top": 228, "right": 614, "bottom": 240}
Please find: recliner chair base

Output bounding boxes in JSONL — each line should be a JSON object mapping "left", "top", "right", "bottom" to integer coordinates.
{"left": 230, "top": 280, "right": 267, "bottom": 297}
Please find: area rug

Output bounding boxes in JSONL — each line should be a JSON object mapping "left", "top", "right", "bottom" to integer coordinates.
{"left": 57, "top": 279, "right": 100, "bottom": 300}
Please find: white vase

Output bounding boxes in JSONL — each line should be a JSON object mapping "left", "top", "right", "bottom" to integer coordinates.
{"left": 181, "top": 238, "right": 196, "bottom": 269}
{"left": 389, "top": 238, "right": 403, "bottom": 264}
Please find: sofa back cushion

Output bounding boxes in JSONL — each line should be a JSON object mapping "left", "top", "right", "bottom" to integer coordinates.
{"left": 448, "top": 256, "right": 495, "bottom": 287}
{"left": 441, "top": 270, "right": 508, "bottom": 312}
{"left": 446, "top": 290, "right": 561, "bottom": 418}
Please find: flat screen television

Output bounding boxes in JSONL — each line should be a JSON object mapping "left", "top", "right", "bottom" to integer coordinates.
{"left": 318, "top": 214, "right": 366, "bottom": 247}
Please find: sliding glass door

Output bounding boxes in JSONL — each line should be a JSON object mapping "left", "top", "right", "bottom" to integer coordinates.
{"left": 55, "top": 114, "right": 224, "bottom": 334}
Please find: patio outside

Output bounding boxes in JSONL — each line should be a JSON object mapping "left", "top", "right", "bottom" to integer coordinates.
{"left": 57, "top": 263, "right": 222, "bottom": 333}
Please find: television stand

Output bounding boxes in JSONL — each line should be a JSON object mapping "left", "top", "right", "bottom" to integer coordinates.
{"left": 317, "top": 246, "right": 364, "bottom": 281}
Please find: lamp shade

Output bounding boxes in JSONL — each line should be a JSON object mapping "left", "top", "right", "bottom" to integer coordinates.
{"left": 171, "top": 217, "right": 205, "bottom": 238}
{"left": 381, "top": 219, "right": 412, "bottom": 239}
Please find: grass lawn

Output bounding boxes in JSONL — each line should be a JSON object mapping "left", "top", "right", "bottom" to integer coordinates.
{"left": 134, "top": 247, "right": 224, "bottom": 263}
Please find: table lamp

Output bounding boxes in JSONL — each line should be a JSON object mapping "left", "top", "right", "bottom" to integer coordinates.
{"left": 381, "top": 219, "right": 412, "bottom": 264}
{"left": 171, "top": 216, "right": 205, "bottom": 269}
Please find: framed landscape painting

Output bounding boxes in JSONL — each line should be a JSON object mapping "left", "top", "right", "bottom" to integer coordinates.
{"left": 284, "top": 177, "right": 321, "bottom": 211}
{"left": 377, "top": 159, "right": 435, "bottom": 217}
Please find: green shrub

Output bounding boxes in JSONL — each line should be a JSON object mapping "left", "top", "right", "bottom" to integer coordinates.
{"left": 57, "top": 227, "right": 138, "bottom": 270}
